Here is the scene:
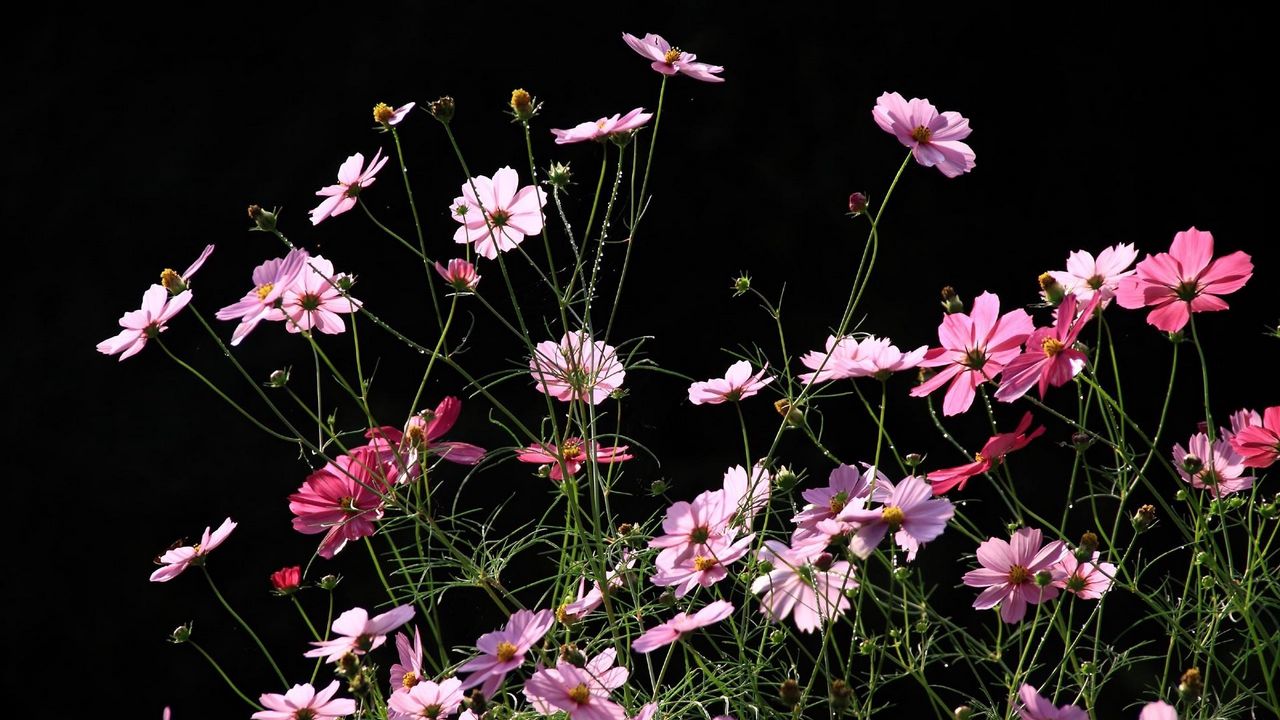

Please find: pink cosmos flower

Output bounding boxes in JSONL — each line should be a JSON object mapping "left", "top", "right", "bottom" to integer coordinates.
{"left": 723, "top": 463, "right": 772, "bottom": 526}
{"left": 157, "top": 244, "right": 215, "bottom": 295}
{"left": 873, "top": 92, "right": 975, "bottom": 178}
{"left": 1231, "top": 406, "right": 1280, "bottom": 469}
{"left": 98, "top": 284, "right": 193, "bottom": 361}
{"left": 388, "top": 678, "right": 464, "bottom": 720}
{"left": 457, "top": 609, "right": 556, "bottom": 698}
{"left": 150, "top": 517, "right": 236, "bottom": 582}
{"left": 651, "top": 531, "right": 754, "bottom": 597}
{"left": 632, "top": 705, "right": 659, "bottom": 720}
{"left": 305, "top": 604, "right": 415, "bottom": 662}
{"left": 792, "top": 464, "right": 894, "bottom": 546}
{"left": 839, "top": 475, "right": 955, "bottom": 561}
{"left": 650, "top": 488, "right": 735, "bottom": 567}
{"left": 1139, "top": 701, "right": 1178, "bottom": 720}
{"left": 530, "top": 331, "right": 626, "bottom": 404}
{"left": 516, "top": 437, "right": 632, "bottom": 481}
{"left": 309, "top": 149, "right": 390, "bottom": 225}
{"left": 1115, "top": 227, "right": 1253, "bottom": 333}
{"left": 451, "top": 167, "right": 548, "bottom": 260}
{"left": 522, "top": 664, "right": 627, "bottom": 720}
{"left": 390, "top": 627, "right": 426, "bottom": 693}
{"left": 688, "top": 360, "right": 773, "bottom": 405}
{"left": 560, "top": 552, "right": 636, "bottom": 622}
{"left": 1014, "top": 684, "right": 1088, "bottom": 720}
{"left": 288, "top": 446, "right": 388, "bottom": 558}
{"left": 270, "top": 566, "right": 302, "bottom": 594}
{"left": 1053, "top": 551, "right": 1116, "bottom": 600}
{"left": 525, "top": 649, "right": 628, "bottom": 715}
{"left": 215, "top": 248, "right": 310, "bottom": 346}
{"left": 752, "top": 542, "right": 856, "bottom": 632}
{"left": 374, "top": 102, "right": 415, "bottom": 128}
{"left": 1173, "top": 432, "right": 1254, "bottom": 497}
{"left": 996, "top": 293, "right": 1102, "bottom": 402}
{"left": 632, "top": 600, "right": 734, "bottom": 653}
{"left": 281, "top": 255, "right": 361, "bottom": 335}
{"left": 927, "top": 412, "right": 1045, "bottom": 495}
{"left": 252, "top": 681, "right": 356, "bottom": 720}
{"left": 621, "top": 32, "right": 724, "bottom": 82}
{"left": 367, "top": 397, "right": 487, "bottom": 480}
{"left": 911, "top": 292, "right": 1034, "bottom": 416}
{"left": 552, "top": 108, "right": 654, "bottom": 144}
{"left": 799, "top": 335, "right": 929, "bottom": 385}
{"left": 435, "top": 258, "right": 481, "bottom": 292}
{"left": 962, "top": 528, "right": 1067, "bottom": 623}
{"left": 1048, "top": 243, "right": 1138, "bottom": 303}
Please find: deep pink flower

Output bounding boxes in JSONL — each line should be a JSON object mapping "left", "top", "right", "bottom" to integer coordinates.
{"left": 751, "top": 542, "right": 856, "bottom": 632}
{"left": 651, "top": 531, "right": 753, "bottom": 597}
{"left": 632, "top": 600, "right": 734, "bottom": 653}
{"left": 516, "top": 437, "right": 632, "bottom": 481}
{"left": 1015, "top": 684, "right": 1088, "bottom": 720}
{"left": 98, "top": 284, "right": 193, "bottom": 361}
{"left": 457, "top": 609, "right": 555, "bottom": 698}
{"left": 150, "top": 517, "right": 236, "bottom": 582}
{"left": 689, "top": 360, "right": 773, "bottom": 405}
{"left": 435, "top": 258, "right": 481, "bottom": 292}
{"left": 1048, "top": 243, "right": 1138, "bottom": 304}
{"left": 1053, "top": 551, "right": 1116, "bottom": 600}
{"left": 552, "top": 108, "right": 654, "bottom": 144}
{"left": 215, "top": 248, "right": 310, "bottom": 345}
{"left": 390, "top": 627, "right": 425, "bottom": 693}
{"left": 962, "top": 528, "right": 1066, "bottom": 623}
{"left": 621, "top": 33, "right": 724, "bottom": 82}
{"left": 522, "top": 664, "right": 627, "bottom": 720}
{"left": 525, "top": 649, "right": 628, "bottom": 715}
{"left": 270, "top": 566, "right": 302, "bottom": 594}
{"left": 650, "top": 489, "right": 735, "bottom": 568}
{"left": 310, "top": 149, "right": 389, "bottom": 225}
{"left": 305, "top": 604, "right": 415, "bottom": 662}
{"left": 911, "top": 291, "right": 1034, "bottom": 415}
{"left": 996, "top": 293, "right": 1102, "bottom": 402}
{"left": 281, "top": 255, "right": 361, "bottom": 335}
{"left": 840, "top": 475, "right": 955, "bottom": 561}
{"left": 1115, "top": 227, "right": 1253, "bottom": 333}
{"left": 873, "top": 92, "right": 974, "bottom": 178}
{"left": 450, "top": 167, "right": 547, "bottom": 259}
{"left": 367, "top": 397, "right": 487, "bottom": 481}
{"left": 1173, "top": 432, "right": 1254, "bottom": 497}
{"left": 530, "top": 332, "right": 626, "bottom": 404}
{"left": 252, "top": 681, "right": 356, "bottom": 720}
{"left": 1139, "top": 701, "right": 1178, "bottom": 720}
{"left": 388, "top": 678, "right": 464, "bottom": 720}
{"left": 288, "top": 447, "right": 388, "bottom": 558}
{"left": 792, "top": 464, "right": 894, "bottom": 547}
{"left": 927, "top": 412, "right": 1044, "bottom": 495}
{"left": 1231, "top": 406, "right": 1280, "bottom": 468}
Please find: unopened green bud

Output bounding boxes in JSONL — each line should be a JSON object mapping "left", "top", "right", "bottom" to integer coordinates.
{"left": 953, "top": 706, "right": 974, "bottom": 720}
{"left": 268, "top": 369, "right": 290, "bottom": 388}
{"left": 319, "top": 574, "right": 341, "bottom": 591}
{"left": 546, "top": 162, "right": 572, "bottom": 189}
{"left": 1132, "top": 504, "right": 1157, "bottom": 531}
{"left": 169, "top": 623, "right": 192, "bottom": 643}
{"left": 732, "top": 274, "right": 752, "bottom": 297}
{"left": 940, "top": 286, "right": 964, "bottom": 314}
{"left": 248, "top": 204, "right": 278, "bottom": 232}
{"left": 903, "top": 453, "right": 924, "bottom": 467}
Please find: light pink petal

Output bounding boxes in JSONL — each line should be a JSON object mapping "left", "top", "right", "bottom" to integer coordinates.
{"left": 1169, "top": 227, "right": 1214, "bottom": 278}
{"left": 1198, "top": 250, "right": 1253, "bottom": 295}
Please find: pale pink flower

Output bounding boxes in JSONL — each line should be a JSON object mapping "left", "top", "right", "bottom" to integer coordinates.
{"left": 252, "top": 681, "right": 356, "bottom": 720}
{"left": 1173, "top": 432, "right": 1254, "bottom": 497}
{"left": 150, "top": 517, "right": 236, "bottom": 582}
{"left": 689, "top": 360, "right": 773, "bottom": 405}
{"left": 873, "top": 92, "right": 974, "bottom": 178}
{"left": 1231, "top": 406, "right": 1280, "bottom": 469}
{"left": 840, "top": 475, "right": 955, "bottom": 561}
{"left": 435, "top": 259, "right": 481, "bottom": 292}
{"left": 525, "top": 649, "right": 628, "bottom": 715}
{"left": 1226, "top": 407, "right": 1262, "bottom": 437}
{"left": 632, "top": 600, "right": 734, "bottom": 653}
{"left": 215, "top": 248, "right": 310, "bottom": 345}
{"left": 996, "top": 293, "right": 1102, "bottom": 402}
{"left": 387, "top": 678, "right": 464, "bottom": 720}
{"left": 1014, "top": 684, "right": 1088, "bottom": 720}
{"left": 281, "top": 255, "right": 361, "bottom": 335}
{"left": 853, "top": 336, "right": 930, "bottom": 379}
{"left": 457, "top": 609, "right": 556, "bottom": 698}
{"left": 516, "top": 437, "right": 632, "bottom": 481}
{"left": 305, "top": 604, "right": 415, "bottom": 662}
{"left": 631, "top": 705, "right": 659, "bottom": 720}
{"left": 552, "top": 108, "right": 653, "bottom": 144}
{"left": 1115, "top": 227, "right": 1253, "bottom": 333}
{"left": 962, "top": 528, "right": 1067, "bottom": 623}
{"left": 650, "top": 489, "right": 734, "bottom": 567}
{"left": 451, "top": 167, "right": 547, "bottom": 259}
{"left": 560, "top": 552, "right": 635, "bottom": 622}
{"left": 310, "top": 149, "right": 389, "bottom": 225}
{"left": 800, "top": 335, "right": 929, "bottom": 384}
{"left": 390, "top": 627, "right": 426, "bottom": 693}
{"left": 751, "top": 542, "right": 856, "bottom": 632}
{"left": 523, "top": 664, "right": 627, "bottom": 720}
{"left": 792, "top": 464, "right": 894, "bottom": 546}
{"left": 1053, "top": 551, "right": 1116, "bottom": 600}
{"left": 722, "top": 463, "right": 772, "bottom": 526}
{"left": 621, "top": 32, "right": 724, "bottom": 82}
{"left": 375, "top": 102, "right": 415, "bottom": 129}
{"left": 98, "top": 284, "right": 193, "bottom": 361}
{"left": 927, "top": 412, "right": 1044, "bottom": 495}
{"left": 530, "top": 331, "right": 626, "bottom": 404}
{"left": 157, "top": 244, "right": 215, "bottom": 294}
{"left": 288, "top": 446, "right": 388, "bottom": 559}
{"left": 1048, "top": 243, "right": 1138, "bottom": 303}
{"left": 651, "top": 531, "right": 754, "bottom": 597}
{"left": 911, "top": 291, "right": 1034, "bottom": 416}
{"left": 1139, "top": 701, "right": 1178, "bottom": 720}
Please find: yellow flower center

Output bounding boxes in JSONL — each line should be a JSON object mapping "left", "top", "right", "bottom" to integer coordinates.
{"left": 663, "top": 48, "right": 682, "bottom": 64}
{"left": 828, "top": 491, "right": 848, "bottom": 514}
{"left": 160, "top": 268, "right": 182, "bottom": 292}
{"left": 1086, "top": 274, "right": 1105, "bottom": 290}
{"left": 881, "top": 506, "right": 905, "bottom": 529}
{"left": 693, "top": 556, "right": 718, "bottom": 571}
{"left": 401, "top": 671, "right": 419, "bottom": 689}
{"left": 568, "top": 684, "right": 592, "bottom": 704}
{"left": 1041, "top": 337, "right": 1066, "bottom": 357}
{"left": 1007, "top": 564, "right": 1031, "bottom": 585}
{"left": 911, "top": 125, "right": 933, "bottom": 143}
{"left": 973, "top": 452, "right": 986, "bottom": 463}
{"left": 339, "top": 496, "right": 356, "bottom": 513}
{"left": 496, "top": 641, "right": 518, "bottom": 662}
{"left": 510, "top": 89, "right": 532, "bottom": 112}
{"left": 373, "top": 102, "right": 396, "bottom": 124}
{"left": 560, "top": 440, "right": 585, "bottom": 461}
{"left": 256, "top": 282, "right": 274, "bottom": 300}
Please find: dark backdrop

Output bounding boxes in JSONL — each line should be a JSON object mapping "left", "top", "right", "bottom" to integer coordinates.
{"left": 11, "top": 4, "right": 1277, "bottom": 718}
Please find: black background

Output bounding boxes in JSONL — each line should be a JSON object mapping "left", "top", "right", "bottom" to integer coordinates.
{"left": 11, "top": 4, "right": 1278, "bottom": 718}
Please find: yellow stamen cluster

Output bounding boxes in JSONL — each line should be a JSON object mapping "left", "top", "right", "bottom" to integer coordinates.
{"left": 881, "top": 506, "right": 906, "bottom": 529}
{"left": 1007, "top": 564, "right": 1031, "bottom": 585}
{"left": 911, "top": 125, "right": 934, "bottom": 143}
{"left": 495, "top": 641, "right": 518, "bottom": 662}
{"left": 1041, "top": 337, "right": 1066, "bottom": 357}
{"left": 663, "top": 48, "right": 682, "bottom": 64}
{"left": 160, "top": 268, "right": 182, "bottom": 292}
{"left": 401, "top": 671, "right": 420, "bottom": 689}
{"left": 693, "top": 556, "right": 718, "bottom": 571}
{"left": 373, "top": 103, "right": 396, "bottom": 124}
{"left": 568, "top": 684, "right": 592, "bottom": 704}
{"left": 510, "top": 89, "right": 532, "bottom": 113}
{"left": 255, "top": 282, "right": 274, "bottom": 300}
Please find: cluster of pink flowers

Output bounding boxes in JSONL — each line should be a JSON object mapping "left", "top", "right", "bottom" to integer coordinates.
{"left": 216, "top": 248, "right": 360, "bottom": 345}
{"left": 798, "top": 334, "right": 927, "bottom": 385}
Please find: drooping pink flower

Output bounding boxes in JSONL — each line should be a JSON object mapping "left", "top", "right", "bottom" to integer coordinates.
{"left": 215, "top": 248, "right": 310, "bottom": 345}
{"left": 450, "top": 167, "right": 548, "bottom": 260}
{"left": 366, "top": 397, "right": 488, "bottom": 481}
{"left": 288, "top": 447, "right": 388, "bottom": 558}
{"left": 927, "top": 412, "right": 1045, "bottom": 495}
{"left": 560, "top": 552, "right": 636, "bottom": 622}
{"left": 1139, "top": 701, "right": 1178, "bottom": 720}
{"left": 552, "top": 108, "right": 654, "bottom": 144}
{"left": 270, "top": 566, "right": 302, "bottom": 595}
{"left": 252, "top": 681, "right": 356, "bottom": 720}
{"left": 98, "top": 284, "right": 194, "bottom": 361}
{"left": 1014, "top": 684, "right": 1088, "bottom": 720}
{"left": 651, "top": 531, "right": 754, "bottom": 597}
{"left": 873, "top": 92, "right": 975, "bottom": 178}
{"left": 530, "top": 331, "right": 626, "bottom": 404}
{"left": 1115, "top": 227, "right": 1253, "bottom": 333}
{"left": 516, "top": 437, "right": 632, "bottom": 481}
{"left": 688, "top": 360, "right": 773, "bottom": 405}
{"left": 281, "top": 255, "right": 361, "bottom": 335}
{"left": 962, "top": 528, "right": 1067, "bottom": 623}
{"left": 1231, "top": 406, "right": 1280, "bottom": 469}
{"left": 792, "top": 464, "right": 894, "bottom": 546}
{"left": 435, "top": 258, "right": 481, "bottom": 292}
{"left": 525, "top": 649, "right": 629, "bottom": 715}
{"left": 387, "top": 678, "right": 464, "bottom": 720}
{"left": 650, "top": 489, "right": 734, "bottom": 567}
{"left": 621, "top": 32, "right": 724, "bottom": 82}
{"left": 150, "top": 517, "right": 237, "bottom": 582}
{"left": 751, "top": 542, "right": 856, "bottom": 632}
{"left": 522, "top": 664, "right": 627, "bottom": 720}
{"left": 840, "top": 475, "right": 955, "bottom": 561}
{"left": 1048, "top": 243, "right": 1138, "bottom": 304}
{"left": 304, "top": 604, "right": 415, "bottom": 662}
{"left": 911, "top": 291, "right": 1034, "bottom": 415}
{"left": 996, "top": 293, "right": 1102, "bottom": 402}
{"left": 310, "top": 149, "right": 390, "bottom": 225}
{"left": 1053, "top": 551, "right": 1116, "bottom": 600}
{"left": 389, "top": 627, "right": 426, "bottom": 693}
{"left": 374, "top": 101, "right": 415, "bottom": 129}
{"left": 457, "top": 609, "right": 556, "bottom": 698}
{"left": 1173, "top": 432, "right": 1254, "bottom": 497}
{"left": 722, "top": 463, "right": 772, "bottom": 526}
{"left": 632, "top": 600, "right": 734, "bottom": 653}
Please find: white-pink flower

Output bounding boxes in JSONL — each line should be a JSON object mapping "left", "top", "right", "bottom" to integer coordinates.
{"left": 1053, "top": 551, "right": 1116, "bottom": 600}
{"left": 799, "top": 335, "right": 927, "bottom": 384}
{"left": 281, "top": 255, "right": 361, "bottom": 335}
{"left": 722, "top": 463, "right": 772, "bottom": 526}
{"left": 552, "top": 108, "right": 654, "bottom": 144}
{"left": 457, "top": 609, "right": 555, "bottom": 698}
{"left": 632, "top": 600, "right": 734, "bottom": 653}
{"left": 650, "top": 488, "right": 734, "bottom": 568}
{"left": 1139, "top": 701, "right": 1178, "bottom": 720}
{"left": 150, "top": 517, "right": 237, "bottom": 582}
{"left": 751, "top": 542, "right": 856, "bottom": 632}
{"left": 530, "top": 331, "right": 626, "bottom": 404}
{"left": 621, "top": 32, "right": 724, "bottom": 82}
{"left": 389, "top": 627, "right": 425, "bottom": 693}
{"left": 252, "top": 681, "right": 356, "bottom": 720}
{"left": 98, "top": 284, "right": 193, "bottom": 361}
{"left": 1048, "top": 243, "right": 1139, "bottom": 303}
{"left": 873, "top": 92, "right": 974, "bottom": 178}
{"left": 522, "top": 663, "right": 627, "bottom": 720}
{"left": 215, "top": 248, "right": 310, "bottom": 345}
{"left": 688, "top": 360, "right": 773, "bottom": 405}
{"left": 387, "top": 678, "right": 464, "bottom": 720}
{"left": 839, "top": 475, "right": 954, "bottom": 561}
{"left": 374, "top": 101, "right": 415, "bottom": 129}
{"left": 310, "top": 149, "right": 389, "bottom": 225}
{"left": 451, "top": 167, "right": 547, "bottom": 260}
{"left": 1015, "top": 684, "right": 1088, "bottom": 720}
{"left": 304, "top": 604, "right": 416, "bottom": 662}
{"left": 1173, "top": 432, "right": 1254, "bottom": 497}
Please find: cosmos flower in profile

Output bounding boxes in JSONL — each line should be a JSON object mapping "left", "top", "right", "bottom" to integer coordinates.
{"left": 632, "top": 600, "right": 734, "bottom": 652}
{"left": 310, "top": 149, "right": 389, "bottom": 225}
{"left": 622, "top": 32, "right": 724, "bottom": 82}
{"left": 304, "top": 604, "right": 416, "bottom": 662}
{"left": 552, "top": 108, "right": 653, "bottom": 144}
{"left": 688, "top": 360, "right": 773, "bottom": 405}
{"left": 150, "top": 517, "right": 237, "bottom": 582}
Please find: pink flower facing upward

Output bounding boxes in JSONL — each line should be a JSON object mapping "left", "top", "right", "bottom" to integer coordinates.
{"left": 1014, "top": 684, "right": 1088, "bottom": 720}
{"left": 390, "top": 627, "right": 426, "bottom": 693}
{"left": 310, "top": 149, "right": 390, "bottom": 225}
{"left": 150, "top": 517, "right": 237, "bottom": 582}
{"left": 688, "top": 360, "right": 773, "bottom": 405}
{"left": 305, "top": 604, "right": 416, "bottom": 662}
{"left": 98, "top": 284, "right": 194, "bottom": 361}
{"left": 873, "top": 91, "right": 975, "bottom": 178}
{"left": 524, "top": 649, "right": 628, "bottom": 716}
{"left": 650, "top": 488, "right": 735, "bottom": 568}
{"left": 522, "top": 663, "right": 627, "bottom": 720}
{"left": 1047, "top": 243, "right": 1139, "bottom": 304}
{"left": 1231, "top": 406, "right": 1280, "bottom": 469}
{"left": 252, "top": 681, "right": 356, "bottom": 720}
{"left": 792, "top": 464, "right": 894, "bottom": 548}
{"left": 282, "top": 255, "right": 361, "bottom": 335}
{"left": 632, "top": 600, "right": 734, "bottom": 653}
{"left": 1139, "top": 701, "right": 1178, "bottom": 720}
{"left": 457, "top": 609, "right": 556, "bottom": 698}
{"left": 996, "top": 293, "right": 1102, "bottom": 403}
{"left": 552, "top": 108, "right": 653, "bottom": 144}
{"left": 516, "top": 437, "right": 632, "bottom": 481}
{"left": 621, "top": 32, "right": 724, "bottom": 82}
{"left": 451, "top": 167, "right": 548, "bottom": 260}
{"left": 387, "top": 678, "right": 464, "bottom": 720}
{"left": 1053, "top": 551, "right": 1116, "bottom": 600}
{"left": 435, "top": 259, "right": 481, "bottom": 292}
{"left": 927, "top": 412, "right": 1045, "bottom": 495}
{"left": 288, "top": 446, "right": 388, "bottom": 559}
{"left": 911, "top": 292, "right": 1034, "bottom": 416}
{"left": 651, "top": 531, "right": 754, "bottom": 597}
{"left": 962, "top": 528, "right": 1067, "bottom": 623}
{"left": 530, "top": 332, "right": 626, "bottom": 405}
{"left": 1173, "top": 432, "right": 1254, "bottom": 497}
{"left": 215, "top": 248, "right": 310, "bottom": 346}
{"left": 839, "top": 475, "right": 955, "bottom": 562}
{"left": 751, "top": 542, "right": 856, "bottom": 633}
{"left": 1115, "top": 227, "right": 1253, "bottom": 333}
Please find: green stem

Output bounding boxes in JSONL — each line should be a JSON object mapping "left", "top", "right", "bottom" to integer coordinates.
{"left": 187, "top": 640, "right": 264, "bottom": 710}
{"left": 202, "top": 567, "right": 288, "bottom": 688}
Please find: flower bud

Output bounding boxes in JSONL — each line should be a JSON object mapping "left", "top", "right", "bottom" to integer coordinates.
{"left": 546, "top": 161, "right": 572, "bottom": 189}
{"left": 1175, "top": 488, "right": 1189, "bottom": 501}
{"left": 319, "top": 574, "right": 341, "bottom": 591}
{"left": 779, "top": 679, "right": 802, "bottom": 707}
{"left": 559, "top": 643, "right": 586, "bottom": 668}
{"left": 813, "top": 552, "right": 834, "bottom": 572}
{"left": 774, "top": 398, "right": 805, "bottom": 427}
{"left": 940, "top": 286, "right": 964, "bottom": 314}
{"left": 465, "top": 690, "right": 488, "bottom": 714}
{"left": 1080, "top": 661, "right": 1097, "bottom": 675}
{"left": 270, "top": 565, "right": 302, "bottom": 595}
{"left": 648, "top": 479, "right": 668, "bottom": 495}
{"left": 914, "top": 618, "right": 929, "bottom": 633}
{"left": 1178, "top": 667, "right": 1203, "bottom": 700}
{"left": 892, "top": 566, "right": 911, "bottom": 582}
{"left": 829, "top": 680, "right": 852, "bottom": 709}
{"left": 774, "top": 466, "right": 798, "bottom": 492}
{"left": 732, "top": 273, "right": 752, "bottom": 297}
{"left": 1071, "top": 432, "right": 1093, "bottom": 452}
{"left": 1181, "top": 453, "right": 1204, "bottom": 476}
{"left": 268, "top": 369, "right": 290, "bottom": 388}
{"left": 1167, "top": 330, "right": 1185, "bottom": 343}
{"left": 903, "top": 453, "right": 924, "bottom": 467}
{"left": 427, "top": 96, "right": 455, "bottom": 124}
{"left": 247, "top": 204, "right": 278, "bottom": 232}
{"left": 769, "top": 630, "right": 786, "bottom": 645}
{"left": 510, "top": 88, "right": 536, "bottom": 122}
{"left": 953, "top": 706, "right": 974, "bottom": 720}
{"left": 1038, "top": 272, "right": 1065, "bottom": 305}
{"left": 859, "top": 638, "right": 877, "bottom": 654}
{"left": 1132, "top": 504, "right": 1157, "bottom": 532}
{"left": 1035, "top": 570, "right": 1054, "bottom": 587}
{"left": 1074, "top": 532, "right": 1099, "bottom": 561}
{"left": 658, "top": 590, "right": 676, "bottom": 607}
{"left": 169, "top": 623, "right": 192, "bottom": 644}
{"left": 847, "top": 192, "right": 869, "bottom": 216}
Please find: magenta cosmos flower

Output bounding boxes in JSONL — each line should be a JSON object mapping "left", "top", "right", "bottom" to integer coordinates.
{"left": 270, "top": 566, "right": 302, "bottom": 595}
{"left": 1115, "top": 227, "right": 1253, "bottom": 333}
{"left": 911, "top": 291, "right": 1034, "bottom": 416}
{"left": 252, "top": 681, "right": 356, "bottom": 720}
{"left": 281, "top": 255, "right": 361, "bottom": 335}
{"left": 632, "top": 600, "right": 734, "bottom": 653}
{"left": 688, "top": 360, "right": 773, "bottom": 405}
{"left": 457, "top": 609, "right": 555, "bottom": 698}
{"left": 523, "top": 663, "right": 627, "bottom": 720}
{"left": 839, "top": 475, "right": 955, "bottom": 561}
{"left": 309, "top": 149, "right": 389, "bottom": 225}
{"left": 1048, "top": 243, "right": 1138, "bottom": 304}
{"left": 150, "top": 517, "right": 236, "bottom": 582}
{"left": 367, "top": 396, "right": 487, "bottom": 481}
{"left": 622, "top": 32, "right": 724, "bottom": 82}
{"left": 435, "top": 258, "right": 480, "bottom": 292}
{"left": 288, "top": 446, "right": 388, "bottom": 559}
{"left": 530, "top": 331, "right": 626, "bottom": 404}
{"left": 751, "top": 542, "right": 856, "bottom": 632}
{"left": 98, "top": 284, "right": 194, "bottom": 361}
{"left": 215, "top": 248, "right": 310, "bottom": 345}
{"left": 1053, "top": 551, "right": 1116, "bottom": 600}
{"left": 1015, "top": 684, "right": 1088, "bottom": 720}
{"left": 927, "top": 412, "right": 1045, "bottom": 494}
{"left": 1139, "top": 701, "right": 1178, "bottom": 720}
{"left": 873, "top": 91, "right": 975, "bottom": 178}
{"left": 552, "top": 108, "right": 653, "bottom": 144}
{"left": 996, "top": 293, "right": 1102, "bottom": 402}
{"left": 1230, "top": 406, "right": 1280, "bottom": 469}
{"left": 305, "top": 604, "right": 415, "bottom": 662}
{"left": 962, "top": 528, "right": 1066, "bottom": 623}
{"left": 451, "top": 167, "right": 547, "bottom": 260}
{"left": 388, "top": 678, "right": 464, "bottom": 720}
{"left": 516, "top": 437, "right": 632, "bottom": 481}
{"left": 1173, "top": 432, "right": 1254, "bottom": 497}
